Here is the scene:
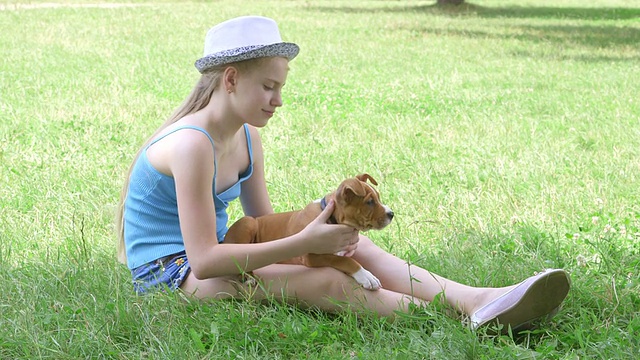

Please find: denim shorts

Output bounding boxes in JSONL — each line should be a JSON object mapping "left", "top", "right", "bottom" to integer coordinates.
{"left": 131, "top": 251, "right": 191, "bottom": 294}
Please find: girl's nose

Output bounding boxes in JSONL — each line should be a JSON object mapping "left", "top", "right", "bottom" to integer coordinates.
{"left": 271, "top": 91, "right": 283, "bottom": 107}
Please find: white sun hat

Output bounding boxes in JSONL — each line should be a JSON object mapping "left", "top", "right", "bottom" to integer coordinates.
{"left": 194, "top": 16, "right": 300, "bottom": 74}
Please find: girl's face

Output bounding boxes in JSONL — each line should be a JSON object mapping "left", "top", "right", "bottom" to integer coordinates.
{"left": 233, "top": 57, "right": 290, "bottom": 127}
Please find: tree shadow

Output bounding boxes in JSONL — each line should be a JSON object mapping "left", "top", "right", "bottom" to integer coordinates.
{"left": 406, "top": 3, "right": 640, "bottom": 21}
{"left": 309, "top": 2, "right": 640, "bottom": 21}
{"left": 305, "top": 2, "right": 640, "bottom": 62}
{"left": 406, "top": 22, "right": 639, "bottom": 50}
{"left": 401, "top": 22, "right": 639, "bottom": 61}
{"left": 486, "top": 4, "right": 639, "bottom": 21}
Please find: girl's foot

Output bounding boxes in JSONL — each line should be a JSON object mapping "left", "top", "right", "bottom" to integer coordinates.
{"left": 470, "top": 269, "right": 571, "bottom": 335}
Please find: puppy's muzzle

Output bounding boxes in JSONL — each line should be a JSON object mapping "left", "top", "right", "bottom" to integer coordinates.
{"left": 385, "top": 206, "right": 394, "bottom": 221}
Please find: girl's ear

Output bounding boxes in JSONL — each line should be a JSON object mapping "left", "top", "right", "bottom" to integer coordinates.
{"left": 223, "top": 66, "right": 238, "bottom": 93}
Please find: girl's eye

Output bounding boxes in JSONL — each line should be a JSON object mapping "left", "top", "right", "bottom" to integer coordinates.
{"left": 263, "top": 85, "right": 274, "bottom": 91}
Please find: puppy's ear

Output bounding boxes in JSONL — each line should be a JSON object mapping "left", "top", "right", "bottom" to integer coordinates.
{"left": 339, "top": 179, "right": 366, "bottom": 202}
{"left": 356, "top": 173, "right": 378, "bottom": 186}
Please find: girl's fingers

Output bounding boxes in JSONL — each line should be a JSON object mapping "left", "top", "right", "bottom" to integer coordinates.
{"left": 314, "top": 199, "right": 335, "bottom": 223}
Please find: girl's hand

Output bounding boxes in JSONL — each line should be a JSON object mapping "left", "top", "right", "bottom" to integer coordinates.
{"left": 299, "top": 200, "right": 359, "bottom": 255}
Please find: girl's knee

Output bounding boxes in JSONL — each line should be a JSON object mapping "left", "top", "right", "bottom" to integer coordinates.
{"left": 180, "top": 272, "right": 242, "bottom": 300}
{"left": 312, "top": 268, "right": 369, "bottom": 299}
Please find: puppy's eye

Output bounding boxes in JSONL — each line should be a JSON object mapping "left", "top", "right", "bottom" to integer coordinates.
{"left": 366, "top": 199, "right": 375, "bottom": 206}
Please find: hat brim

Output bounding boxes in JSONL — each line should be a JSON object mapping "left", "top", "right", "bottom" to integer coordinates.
{"left": 195, "top": 42, "right": 299, "bottom": 74}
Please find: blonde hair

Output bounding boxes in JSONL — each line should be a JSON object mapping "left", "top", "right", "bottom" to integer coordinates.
{"left": 115, "top": 58, "right": 268, "bottom": 264}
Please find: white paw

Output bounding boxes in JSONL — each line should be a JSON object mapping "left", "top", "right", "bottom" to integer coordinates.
{"left": 334, "top": 250, "right": 355, "bottom": 257}
{"left": 352, "top": 268, "right": 382, "bottom": 290}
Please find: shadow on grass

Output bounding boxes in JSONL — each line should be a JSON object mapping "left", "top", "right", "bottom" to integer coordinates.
{"left": 410, "top": 3, "right": 639, "bottom": 21}
{"left": 306, "top": 2, "right": 640, "bottom": 62}
{"left": 308, "top": 2, "right": 640, "bottom": 21}
{"left": 408, "top": 23, "right": 640, "bottom": 62}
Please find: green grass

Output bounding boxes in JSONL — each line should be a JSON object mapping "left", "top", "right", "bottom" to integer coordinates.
{"left": 1, "top": 0, "right": 639, "bottom": 358}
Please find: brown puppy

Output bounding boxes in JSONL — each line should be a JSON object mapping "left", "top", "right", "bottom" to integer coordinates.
{"left": 224, "top": 173, "right": 394, "bottom": 290}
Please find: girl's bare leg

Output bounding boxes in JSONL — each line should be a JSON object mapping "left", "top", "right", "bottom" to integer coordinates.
{"left": 352, "top": 235, "right": 521, "bottom": 316}
{"left": 180, "top": 263, "right": 427, "bottom": 318}
{"left": 180, "top": 236, "right": 569, "bottom": 330}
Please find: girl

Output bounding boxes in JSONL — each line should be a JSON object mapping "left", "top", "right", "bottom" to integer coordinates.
{"left": 116, "top": 16, "right": 570, "bottom": 334}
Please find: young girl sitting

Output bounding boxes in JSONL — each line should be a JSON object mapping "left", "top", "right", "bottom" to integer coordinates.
{"left": 116, "top": 16, "right": 570, "bottom": 334}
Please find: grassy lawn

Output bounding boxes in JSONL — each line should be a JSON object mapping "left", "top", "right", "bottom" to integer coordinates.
{"left": 1, "top": 0, "right": 639, "bottom": 358}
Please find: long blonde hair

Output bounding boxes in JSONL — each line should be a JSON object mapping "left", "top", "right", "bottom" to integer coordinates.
{"left": 115, "top": 58, "right": 267, "bottom": 264}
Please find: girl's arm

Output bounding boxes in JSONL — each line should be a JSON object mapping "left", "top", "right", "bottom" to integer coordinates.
{"left": 239, "top": 126, "right": 274, "bottom": 217}
{"left": 171, "top": 129, "right": 358, "bottom": 280}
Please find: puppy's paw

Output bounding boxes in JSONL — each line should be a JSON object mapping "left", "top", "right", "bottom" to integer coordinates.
{"left": 352, "top": 268, "right": 382, "bottom": 290}
{"left": 334, "top": 250, "right": 355, "bottom": 257}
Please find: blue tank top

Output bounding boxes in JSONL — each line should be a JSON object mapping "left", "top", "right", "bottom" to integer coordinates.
{"left": 123, "top": 125, "right": 254, "bottom": 269}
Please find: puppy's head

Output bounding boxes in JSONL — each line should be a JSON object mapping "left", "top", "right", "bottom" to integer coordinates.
{"left": 332, "top": 173, "right": 394, "bottom": 231}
